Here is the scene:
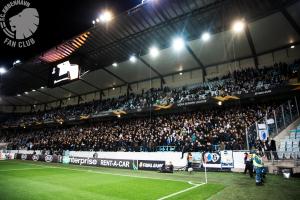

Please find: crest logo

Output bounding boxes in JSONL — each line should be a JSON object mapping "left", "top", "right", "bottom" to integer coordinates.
{"left": 0, "top": 0, "right": 39, "bottom": 48}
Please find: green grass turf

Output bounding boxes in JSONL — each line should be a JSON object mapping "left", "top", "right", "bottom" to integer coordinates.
{"left": 0, "top": 160, "right": 299, "bottom": 200}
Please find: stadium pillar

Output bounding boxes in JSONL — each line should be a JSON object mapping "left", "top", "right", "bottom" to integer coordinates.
{"left": 44, "top": 104, "right": 47, "bottom": 111}
{"left": 295, "top": 96, "right": 299, "bottom": 117}
{"left": 245, "top": 127, "right": 250, "bottom": 150}
{"left": 100, "top": 90, "right": 105, "bottom": 101}
{"left": 245, "top": 25, "right": 258, "bottom": 69}
{"left": 281, "top": 105, "right": 286, "bottom": 127}
{"left": 59, "top": 100, "right": 62, "bottom": 108}
{"left": 77, "top": 96, "right": 81, "bottom": 105}
{"left": 127, "top": 84, "right": 132, "bottom": 98}
{"left": 273, "top": 110, "right": 279, "bottom": 135}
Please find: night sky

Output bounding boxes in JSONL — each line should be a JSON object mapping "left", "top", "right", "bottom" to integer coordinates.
{"left": 0, "top": 0, "right": 142, "bottom": 69}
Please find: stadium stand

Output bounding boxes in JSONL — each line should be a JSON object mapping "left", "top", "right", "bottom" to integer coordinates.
{"left": 1, "top": 0, "right": 300, "bottom": 199}
{"left": 1, "top": 60, "right": 299, "bottom": 127}
{"left": 278, "top": 125, "right": 300, "bottom": 159}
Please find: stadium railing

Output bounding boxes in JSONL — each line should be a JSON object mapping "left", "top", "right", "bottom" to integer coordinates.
{"left": 246, "top": 96, "right": 300, "bottom": 150}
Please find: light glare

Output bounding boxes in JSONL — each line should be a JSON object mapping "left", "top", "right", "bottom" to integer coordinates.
{"left": 232, "top": 20, "right": 245, "bottom": 33}
{"left": 129, "top": 55, "right": 137, "bottom": 63}
{"left": 100, "top": 11, "right": 113, "bottom": 23}
{"left": 149, "top": 46, "right": 159, "bottom": 58}
{"left": 201, "top": 32, "right": 210, "bottom": 41}
{"left": 172, "top": 37, "right": 185, "bottom": 51}
{"left": 0, "top": 67, "right": 7, "bottom": 74}
{"left": 112, "top": 62, "right": 118, "bottom": 67}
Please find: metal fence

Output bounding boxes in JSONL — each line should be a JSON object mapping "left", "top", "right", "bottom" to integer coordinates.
{"left": 246, "top": 97, "right": 300, "bottom": 150}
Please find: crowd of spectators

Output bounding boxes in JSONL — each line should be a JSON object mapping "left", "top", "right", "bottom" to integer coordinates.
{"left": 1, "top": 60, "right": 299, "bottom": 127}
{"left": 0, "top": 102, "right": 280, "bottom": 152}
{"left": 0, "top": 60, "right": 299, "bottom": 152}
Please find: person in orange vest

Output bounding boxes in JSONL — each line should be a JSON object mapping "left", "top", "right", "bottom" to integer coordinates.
{"left": 187, "top": 152, "right": 193, "bottom": 174}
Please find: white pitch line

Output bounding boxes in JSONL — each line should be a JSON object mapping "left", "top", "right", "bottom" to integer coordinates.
{"left": 157, "top": 182, "right": 206, "bottom": 200}
{"left": 3, "top": 161, "right": 207, "bottom": 199}
{"left": 9, "top": 161, "right": 205, "bottom": 185}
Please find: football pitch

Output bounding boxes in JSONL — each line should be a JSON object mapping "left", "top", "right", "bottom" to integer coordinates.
{"left": 0, "top": 160, "right": 299, "bottom": 200}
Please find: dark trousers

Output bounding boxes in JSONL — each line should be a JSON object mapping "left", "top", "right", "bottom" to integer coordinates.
{"left": 272, "top": 151, "right": 279, "bottom": 160}
{"left": 265, "top": 151, "right": 271, "bottom": 160}
{"left": 244, "top": 163, "right": 254, "bottom": 177}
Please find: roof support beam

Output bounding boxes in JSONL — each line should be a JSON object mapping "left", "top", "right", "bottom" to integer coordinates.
{"left": 79, "top": 79, "right": 102, "bottom": 91}
{"left": 185, "top": 45, "right": 207, "bottom": 79}
{"left": 153, "top": 4, "right": 207, "bottom": 77}
{"left": 59, "top": 86, "right": 80, "bottom": 97}
{"left": 102, "top": 68, "right": 128, "bottom": 84}
{"left": 13, "top": 97, "right": 32, "bottom": 105}
{"left": 1, "top": 98, "right": 15, "bottom": 106}
{"left": 21, "top": 95, "right": 41, "bottom": 104}
{"left": 79, "top": 54, "right": 129, "bottom": 85}
{"left": 87, "top": 0, "right": 224, "bottom": 57}
{"left": 96, "top": 21, "right": 165, "bottom": 83}
{"left": 281, "top": 8, "right": 300, "bottom": 36}
{"left": 138, "top": 57, "right": 165, "bottom": 84}
{"left": 245, "top": 25, "right": 259, "bottom": 68}
{"left": 36, "top": 90, "right": 60, "bottom": 101}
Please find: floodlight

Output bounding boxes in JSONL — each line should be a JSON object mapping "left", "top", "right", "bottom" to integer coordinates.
{"left": 0, "top": 67, "right": 7, "bottom": 74}
{"left": 149, "top": 46, "right": 159, "bottom": 58}
{"left": 201, "top": 32, "right": 211, "bottom": 41}
{"left": 100, "top": 11, "right": 113, "bottom": 23}
{"left": 13, "top": 60, "right": 21, "bottom": 65}
{"left": 232, "top": 20, "right": 245, "bottom": 33}
{"left": 172, "top": 37, "right": 185, "bottom": 51}
{"left": 129, "top": 55, "right": 137, "bottom": 63}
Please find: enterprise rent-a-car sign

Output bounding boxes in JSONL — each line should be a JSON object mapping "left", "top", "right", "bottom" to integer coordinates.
{"left": 69, "top": 157, "right": 137, "bottom": 169}
{"left": 15, "top": 154, "right": 165, "bottom": 171}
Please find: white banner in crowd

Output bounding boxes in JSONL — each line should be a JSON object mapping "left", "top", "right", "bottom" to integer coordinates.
{"left": 258, "top": 123, "right": 267, "bottom": 130}
{"left": 259, "top": 129, "right": 269, "bottom": 141}
{"left": 266, "top": 119, "right": 274, "bottom": 124}
{"left": 221, "top": 151, "right": 234, "bottom": 168}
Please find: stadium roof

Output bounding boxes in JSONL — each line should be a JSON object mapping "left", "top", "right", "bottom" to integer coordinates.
{"left": 1, "top": 0, "right": 300, "bottom": 106}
